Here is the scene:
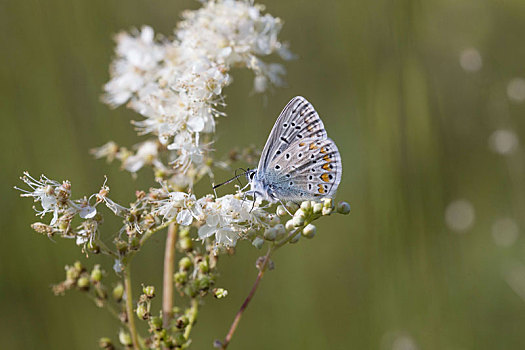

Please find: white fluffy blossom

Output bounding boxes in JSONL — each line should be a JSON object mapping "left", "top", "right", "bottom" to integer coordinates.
{"left": 103, "top": 0, "right": 292, "bottom": 173}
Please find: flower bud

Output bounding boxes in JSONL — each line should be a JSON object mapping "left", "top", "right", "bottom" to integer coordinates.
{"left": 267, "top": 214, "right": 280, "bottom": 226}
{"left": 178, "top": 257, "right": 192, "bottom": 271}
{"left": 150, "top": 316, "right": 162, "bottom": 331}
{"left": 198, "top": 260, "right": 209, "bottom": 274}
{"left": 263, "top": 227, "right": 277, "bottom": 241}
{"left": 112, "top": 283, "right": 124, "bottom": 302}
{"left": 274, "top": 224, "right": 286, "bottom": 239}
{"left": 88, "top": 241, "right": 101, "bottom": 254}
{"left": 285, "top": 201, "right": 300, "bottom": 213}
{"left": 312, "top": 202, "right": 323, "bottom": 215}
{"left": 175, "top": 315, "right": 189, "bottom": 329}
{"left": 77, "top": 276, "right": 90, "bottom": 291}
{"left": 115, "top": 240, "right": 128, "bottom": 254}
{"left": 118, "top": 330, "right": 132, "bottom": 346}
{"left": 91, "top": 265, "right": 103, "bottom": 283}
{"left": 179, "top": 237, "right": 193, "bottom": 251}
{"left": 179, "top": 226, "right": 190, "bottom": 238}
{"left": 66, "top": 266, "right": 80, "bottom": 282}
{"left": 337, "top": 201, "right": 351, "bottom": 215}
{"left": 302, "top": 224, "right": 317, "bottom": 238}
{"left": 276, "top": 205, "right": 288, "bottom": 217}
{"left": 98, "top": 337, "right": 115, "bottom": 350}
{"left": 322, "top": 206, "right": 332, "bottom": 216}
{"left": 245, "top": 228, "right": 257, "bottom": 239}
{"left": 74, "top": 261, "right": 84, "bottom": 272}
{"left": 136, "top": 303, "right": 149, "bottom": 320}
{"left": 290, "top": 233, "right": 301, "bottom": 244}
{"left": 292, "top": 214, "right": 305, "bottom": 227}
{"left": 300, "top": 200, "right": 312, "bottom": 211}
{"left": 143, "top": 285, "right": 155, "bottom": 298}
{"left": 322, "top": 197, "right": 333, "bottom": 208}
{"left": 213, "top": 288, "right": 228, "bottom": 299}
{"left": 252, "top": 237, "right": 264, "bottom": 249}
{"left": 285, "top": 219, "right": 295, "bottom": 231}
{"left": 174, "top": 271, "right": 188, "bottom": 285}
{"left": 197, "top": 276, "right": 211, "bottom": 291}
{"left": 129, "top": 237, "right": 140, "bottom": 250}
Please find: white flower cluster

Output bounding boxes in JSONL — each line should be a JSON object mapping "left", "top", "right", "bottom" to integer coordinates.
{"left": 103, "top": 0, "right": 292, "bottom": 173}
{"left": 154, "top": 190, "right": 269, "bottom": 247}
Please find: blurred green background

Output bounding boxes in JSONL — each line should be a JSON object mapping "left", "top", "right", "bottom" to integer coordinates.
{"left": 2, "top": 0, "right": 525, "bottom": 349}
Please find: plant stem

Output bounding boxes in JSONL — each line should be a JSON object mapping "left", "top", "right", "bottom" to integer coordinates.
{"left": 162, "top": 222, "right": 178, "bottom": 328}
{"left": 183, "top": 298, "right": 199, "bottom": 342}
{"left": 220, "top": 246, "right": 273, "bottom": 349}
{"left": 124, "top": 266, "right": 140, "bottom": 350}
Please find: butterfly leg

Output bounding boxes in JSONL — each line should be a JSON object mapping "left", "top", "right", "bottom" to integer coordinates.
{"left": 277, "top": 199, "right": 293, "bottom": 216}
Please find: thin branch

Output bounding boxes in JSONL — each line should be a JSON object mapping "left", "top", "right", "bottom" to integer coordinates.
{"left": 123, "top": 266, "right": 140, "bottom": 350}
{"left": 220, "top": 246, "right": 273, "bottom": 349}
{"left": 162, "top": 222, "right": 178, "bottom": 328}
{"left": 183, "top": 298, "right": 199, "bottom": 345}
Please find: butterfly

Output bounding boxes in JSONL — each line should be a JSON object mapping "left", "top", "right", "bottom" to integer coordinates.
{"left": 243, "top": 96, "right": 342, "bottom": 204}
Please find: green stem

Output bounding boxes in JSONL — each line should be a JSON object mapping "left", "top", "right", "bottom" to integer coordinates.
{"left": 183, "top": 298, "right": 199, "bottom": 343}
{"left": 124, "top": 266, "right": 140, "bottom": 350}
{"left": 162, "top": 222, "right": 178, "bottom": 328}
{"left": 140, "top": 219, "right": 176, "bottom": 247}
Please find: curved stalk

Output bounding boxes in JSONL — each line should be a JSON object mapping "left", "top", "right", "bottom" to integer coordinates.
{"left": 124, "top": 266, "right": 140, "bottom": 350}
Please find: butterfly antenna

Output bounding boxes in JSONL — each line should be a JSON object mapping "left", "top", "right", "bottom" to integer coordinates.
{"left": 278, "top": 199, "right": 293, "bottom": 216}
{"left": 212, "top": 170, "right": 249, "bottom": 190}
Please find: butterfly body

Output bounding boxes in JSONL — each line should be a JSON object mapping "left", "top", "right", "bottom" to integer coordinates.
{"left": 247, "top": 96, "right": 342, "bottom": 203}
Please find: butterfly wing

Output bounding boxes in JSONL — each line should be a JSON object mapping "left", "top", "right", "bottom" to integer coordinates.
{"left": 257, "top": 96, "right": 328, "bottom": 175}
{"left": 264, "top": 137, "right": 342, "bottom": 201}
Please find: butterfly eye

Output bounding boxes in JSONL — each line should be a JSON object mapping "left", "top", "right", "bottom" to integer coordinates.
{"left": 249, "top": 172, "right": 255, "bottom": 180}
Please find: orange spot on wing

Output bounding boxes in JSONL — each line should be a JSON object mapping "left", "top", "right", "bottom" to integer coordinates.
{"left": 318, "top": 184, "right": 326, "bottom": 194}
{"left": 307, "top": 125, "right": 314, "bottom": 131}
{"left": 321, "top": 173, "right": 330, "bottom": 182}
{"left": 323, "top": 155, "right": 332, "bottom": 162}
{"left": 322, "top": 163, "right": 331, "bottom": 170}
{"left": 309, "top": 143, "right": 318, "bottom": 150}
{"left": 320, "top": 147, "right": 327, "bottom": 154}
{"left": 299, "top": 142, "right": 305, "bottom": 147}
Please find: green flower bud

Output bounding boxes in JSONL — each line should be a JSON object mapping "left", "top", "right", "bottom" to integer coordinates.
{"left": 91, "top": 265, "right": 103, "bottom": 283}
{"left": 179, "top": 226, "right": 190, "bottom": 238}
{"left": 174, "top": 332, "right": 186, "bottom": 346}
{"left": 322, "top": 206, "right": 333, "bottom": 216}
{"left": 252, "top": 237, "right": 264, "bottom": 249}
{"left": 179, "top": 237, "right": 193, "bottom": 251}
{"left": 77, "top": 276, "right": 90, "bottom": 291}
{"left": 175, "top": 315, "right": 189, "bottom": 329}
{"left": 300, "top": 200, "right": 312, "bottom": 211}
{"left": 150, "top": 316, "right": 162, "bottom": 331}
{"left": 129, "top": 236, "right": 140, "bottom": 250}
{"left": 112, "top": 283, "right": 124, "bottom": 302}
{"left": 290, "top": 233, "right": 301, "bottom": 244}
{"left": 66, "top": 266, "right": 80, "bottom": 282}
{"left": 98, "top": 337, "right": 115, "bottom": 350}
{"left": 276, "top": 205, "right": 288, "bottom": 217}
{"left": 312, "top": 202, "right": 323, "bottom": 215}
{"left": 245, "top": 228, "right": 257, "bottom": 239}
{"left": 174, "top": 271, "right": 188, "bottom": 285}
{"left": 178, "top": 257, "right": 192, "bottom": 271}
{"left": 88, "top": 241, "right": 100, "bottom": 254}
{"left": 302, "top": 224, "right": 317, "bottom": 238}
{"left": 337, "top": 201, "right": 351, "bottom": 215}
{"left": 74, "top": 261, "right": 84, "bottom": 272}
{"left": 286, "top": 201, "right": 300, "bottom": 213}
{"left": 136, "top": 303, "right": 149, "bottom": 320}
{"left": 118, "top": 330, "right": 132, "bottom": 346}
{"left": 183, "top": 281, "right": 198, "bottom": 297}
{"left": 197, "top": 275, "right": 211, "bottom": 291}
{"left": 285, "top": 219, "right": 295, "bottom": 231}
{"left": 142, "top": 285, "right": 155, "bottom": 298}
{"left": 263, "top": 227, "right": 277, "bottom": 241}
{"left": 213, "top": 288, "right": 228, "bottom": 299}
{"left": 198, "top": 260, "right": 209, "bottom": 273}
{"left": 115, "top": 240, "right": 128, "bottom": 254}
